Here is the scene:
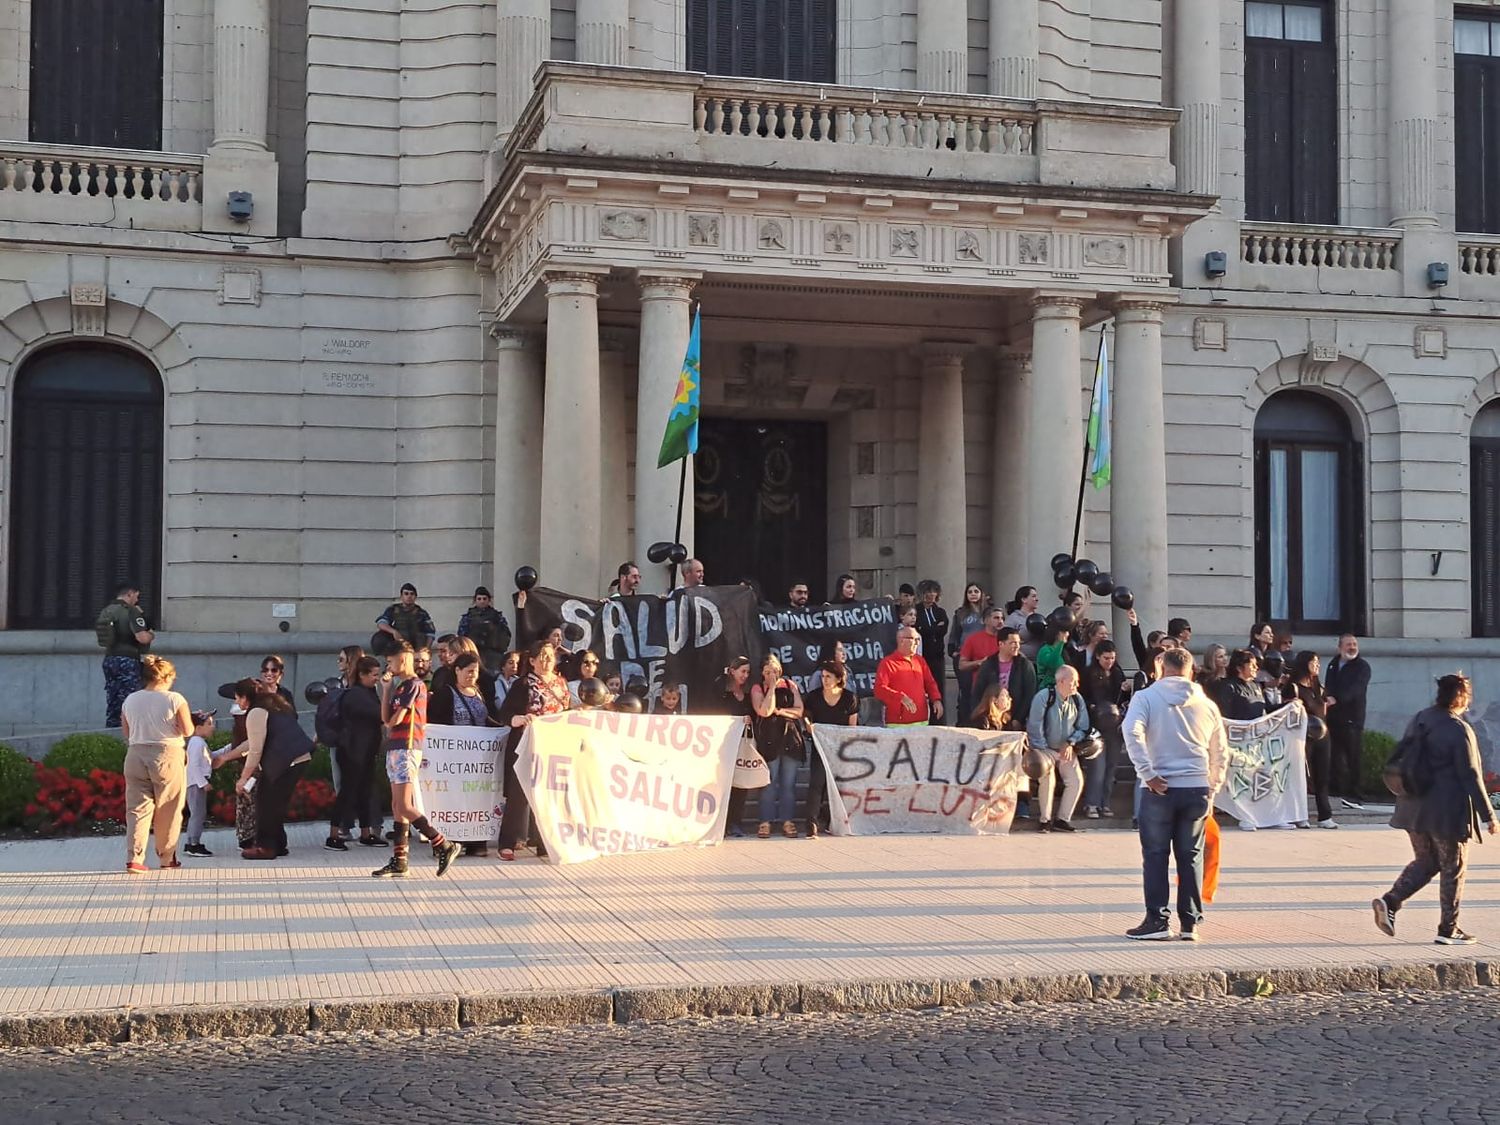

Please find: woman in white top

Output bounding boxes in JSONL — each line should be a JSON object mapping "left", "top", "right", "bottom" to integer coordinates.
{"left": 119, "top": 655, "right": 194, "bottom": 873}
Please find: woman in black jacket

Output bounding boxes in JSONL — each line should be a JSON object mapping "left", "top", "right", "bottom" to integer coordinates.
{"left": 325, "top": 657, "right": 388, "bottom": 851}
{"left": 1373, "top": 674, "right": 1498, "bottom": 945}
{"left": 1218, "top": 649, "right": 1268, "bottom": 721}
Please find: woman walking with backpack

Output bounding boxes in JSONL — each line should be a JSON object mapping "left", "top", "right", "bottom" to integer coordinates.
{"left": 1372, "top": 673, "right": 1498, "bottom": 946}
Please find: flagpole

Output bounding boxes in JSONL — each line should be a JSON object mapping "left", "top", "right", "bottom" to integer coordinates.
{"left": 1070, "top": 324, "right": 1109, "bottom": 564}
{"left": 669, "top": 455, "right": 687, "bottom": 589}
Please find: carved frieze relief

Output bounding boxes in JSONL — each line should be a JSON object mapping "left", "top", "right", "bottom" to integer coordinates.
{"left": 1083, "top": 237, "right": 1128, "bottom": 267}
{"left": 1018, "top": 233, "right": 1050, "bottom": 265}
{"left": 688, "top": 213, "right": 721, "bottom": 247}
{"left": 600, "top": 209, "right": 650, "bottom": 240}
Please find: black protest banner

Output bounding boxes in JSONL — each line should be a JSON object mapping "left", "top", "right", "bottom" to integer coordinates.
{"left": 522, "top": 586, "right": 760, "bottom": 710}
{"left": 756, "top": 598, "right": 897, "bottom": 697}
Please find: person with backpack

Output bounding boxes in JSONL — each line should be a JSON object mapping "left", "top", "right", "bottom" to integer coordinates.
{"left": 324, "top": 656, "right": 387, "bottom": 851}
{"left": 95, "top": 583, "right": 154, "bottom": 728}
{"left": 1025, "top": 664, "right": 1093, "bottom": 833}
{"left": 1372, "top": 673, "right": 1498, "bottom": 946}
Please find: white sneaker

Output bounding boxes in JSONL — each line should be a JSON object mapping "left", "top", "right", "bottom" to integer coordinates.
{"left": 1341, "top": 798, "right": 1366, "bottom": 810}
{"left": 1317, "top": 818, "right": 1340, "bottom": 829}
{"left": 1085, "top": 807, "right": 1100, "bottom": 819}
{"left": 1294, "top": 821, "right": 1312, "bottom": 829}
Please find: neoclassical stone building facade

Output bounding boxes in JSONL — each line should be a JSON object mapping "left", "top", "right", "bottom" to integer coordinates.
{"left": 0, "top": 0, "right": 1497, "bottom": 743}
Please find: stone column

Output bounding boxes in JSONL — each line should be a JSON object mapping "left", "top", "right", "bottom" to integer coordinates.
{"left": 540, "top": 270, "right": 606, "bottom": 595}
{"left": 577, "top": 0, "right": 630, "bottom": 66}
{"left": 635, "top": 273, "right": 700, "bottom": 593}
{"left": 917, "top": 0, "right": 969, "bottom": 93}
{"left": 1172, "top": 0, "right": 1220, "bottom": 199}
{"left": 1389, "top": 0, "right": 1438, "bottom": 227}
{"left": 497, "top": 0, "right": 551, "bottom": 142}
{"left": 917, "top": 343, "right": 969, "bottom": 602}
{"left": 1109, "top": 299, "right": 1170, "bottom": 652}
{"left": 492, "top": 326, "right": 545, "bottom": 598}
{"left": 988, "top": 0, "right": 1038, "bottom": 99}
{"left": 597, "top": 329, "right": 631, "bottom": 591}
{"left": 204, "top": 0, "right": 277, "bottom": 233}
{"left": 990, "top": 347, "right": 1032, "bottom": 601}
{"left": 1025, "top": 296, "right": 1085, "bottom": 594}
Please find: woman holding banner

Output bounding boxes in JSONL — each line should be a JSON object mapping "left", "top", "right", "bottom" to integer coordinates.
{"left": 721, "top": 657, "right": 755, "bottom": 837}
{"left": 496, "top": 640, "right": 572, "bottom": 862}
{"left": 751, "top": 654, "right": 806, "bottom": 839}
{"left": 802, "top": 660, "right": 858, "bottom": 839}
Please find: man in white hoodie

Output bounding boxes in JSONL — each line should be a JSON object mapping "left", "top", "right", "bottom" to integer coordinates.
{"left": 1121, "top": 647, "right": 1227, "bottom": 941}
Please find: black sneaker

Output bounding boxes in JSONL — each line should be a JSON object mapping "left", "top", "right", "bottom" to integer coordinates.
{"left": 434, "top": 840, "right": 461, "bottom": 877}
{"left": 372, "top": 858, "right": 408, "bottom": 879}
{"left": 358, "top": 835, "right": 390, "bottom": 848}
{"left": 183, "top": 843, "right": 213, "bottom": 858}
{"left": 1372, "top": 896, "right": 1396, "bottom": 937}
{"left": 1436, "top": 927, "right": 1477, "bottom": 946}
{"left": 1037, "top": 820, "right": 1053, "bottom": 833}
{"left": 1126, "top": 915, "right": 1175, "bottom": 941}
{"left": 324, "top": 836, "right": 348, "bottom": 852}
{"left": 1051, "top": 819, "right": 1079, "bottom": 833}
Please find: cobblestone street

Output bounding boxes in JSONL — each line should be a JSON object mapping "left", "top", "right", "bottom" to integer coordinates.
{"left": 7, "top": 990, "right": 1500, "bottom": 1124}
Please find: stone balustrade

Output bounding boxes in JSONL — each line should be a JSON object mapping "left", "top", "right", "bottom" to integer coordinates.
{"left": 0, "top": 141, "right": 204, "bottom": 231}
{"left": 1459, "top": 237, "right": 1500, "bottom": 276}
{"left": 506, "top": 63, "right": 1180, "bottom": 194}
{"left": 1240, "top": 222, "right": 1401, "bottom": 270}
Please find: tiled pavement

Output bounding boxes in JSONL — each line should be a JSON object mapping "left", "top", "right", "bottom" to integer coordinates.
{"left": 1, "top": 820, "right": 1495, "bottom": 1019}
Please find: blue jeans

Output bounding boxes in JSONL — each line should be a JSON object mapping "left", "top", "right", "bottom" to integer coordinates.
{"left": 1138, "top": 785, "right": 1211, "bottom": 924}
{"left": 759, "top": 755, "right": 801, "bottom": 824}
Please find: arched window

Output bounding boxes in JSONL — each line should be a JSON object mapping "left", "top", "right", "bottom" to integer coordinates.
{"left": 1472, "top": 401, "right": 1500, "bottom": 636}
{"left": 9, "top": 344, "right": 163, "bottom": 629}
{"left": 1254, "top": 390, "right": 1363, "bottom": 632}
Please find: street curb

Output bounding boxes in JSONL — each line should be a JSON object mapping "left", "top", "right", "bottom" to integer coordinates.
{"left": 2, "top": 960, "right": 1496, "bottom": 1048}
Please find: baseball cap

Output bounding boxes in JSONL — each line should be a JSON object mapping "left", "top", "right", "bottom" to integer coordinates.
{"left": 191, "top": 709, "right": 217, "bottom": 725}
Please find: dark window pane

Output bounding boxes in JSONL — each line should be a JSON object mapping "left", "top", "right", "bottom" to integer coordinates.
{"left": 30, "top": 0, "right": 164, "bottom": 150}
{"left": 687, "top": 0, "right": 834, "bottom": 82}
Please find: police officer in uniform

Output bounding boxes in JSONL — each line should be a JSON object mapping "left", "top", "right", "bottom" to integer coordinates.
{"left": 373, "top": 582, "right": 436, "bottom": 655}
{"left": 95, "top": 583, "right": 154, "bottom": 728}
{"left": 456, "top": 586, "right": 512, "bottom": 670}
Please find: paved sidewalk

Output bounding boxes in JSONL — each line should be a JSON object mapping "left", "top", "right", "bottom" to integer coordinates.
{"left": 1, "top": 822, "right": 1496, "bottom": 1036}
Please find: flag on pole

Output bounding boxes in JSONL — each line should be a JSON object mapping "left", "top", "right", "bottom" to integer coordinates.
{"left": 657, "top": 307, "right": 701, "bottom": 468}
{"left": 1086, "top": 331, "right": 1111, "bottom": 489}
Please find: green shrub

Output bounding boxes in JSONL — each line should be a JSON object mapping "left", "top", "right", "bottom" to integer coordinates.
{"left": 305, "top": 743, "right": 333, "bottom": 783}
{"left": 0, "top": 745, "right": 38, "bottom": 828}
{"left": 207, "top": 730, "right": 235, "bottom": 752}
{"left": 43, "top": 733, "right": 127, "bottom": 778}
{"left": 1361, "top": 730, "right": 1398, "bottom": 795}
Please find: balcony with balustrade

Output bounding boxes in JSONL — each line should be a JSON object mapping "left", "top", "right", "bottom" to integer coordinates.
{"left": 0, "top": 141, "right": 204, "bottom": 233}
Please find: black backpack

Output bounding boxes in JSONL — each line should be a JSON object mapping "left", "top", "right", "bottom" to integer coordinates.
{"left": 1383, "top": 715, "right": 1433, "bottom": 798}
{"left": 314, "top": 684, "right": 347, "bottom": 747}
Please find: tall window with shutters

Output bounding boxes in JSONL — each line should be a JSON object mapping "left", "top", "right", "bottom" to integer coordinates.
{"left": 1244, "top": 0, "right": 1338, "bottom": 225}
{"left": 1472, "top": 402, "right": 1500, "bottom": 637}
{"left": 29, "top": 0, "right": 165, "bottom": 150}
{"left": 1456, "top": 13, "right": 1500, "bottom": 234}
{"left": 1254, "top": 391, "right": 1364, "bottom": 634}
{"left": 687, "top": 0, "right": 836, "bottom": 83}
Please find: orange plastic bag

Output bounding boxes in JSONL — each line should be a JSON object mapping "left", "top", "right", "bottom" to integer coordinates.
{"left": 1176, "top": 814, "right": 1221, "bottom": 904}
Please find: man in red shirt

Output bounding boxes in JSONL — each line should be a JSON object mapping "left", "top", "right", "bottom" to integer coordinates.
{"left": 874, "top": 626, "right": 943, "bottom": 727}
{"left": 957, "top": 606, "right": 1004, "bottom": 720}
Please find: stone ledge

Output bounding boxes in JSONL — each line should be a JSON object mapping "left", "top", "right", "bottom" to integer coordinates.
{"left": 2, "top": 960, "right": 1496, "bottom": 1048}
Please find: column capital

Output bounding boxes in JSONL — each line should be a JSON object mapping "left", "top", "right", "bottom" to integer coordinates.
{"left": 920, "top": 340, "right": 972, "bottom": 366}
{"left": 543, "top": 266, "right": 609, "bottom": 296}
{"left": 997, "top": 344, "right": 1033, "bottom": 373}
{"left": 490, "top": 322, "right": 541, "bottom": 348}
{"left": 637, "top": 271, "right": 702, "bottom": 301}
{"left": 1112, "top": 295, "right": 1174, "bottom": 321}
{"left": 1030, "top": 292, "right": 1087, "bottom": 318}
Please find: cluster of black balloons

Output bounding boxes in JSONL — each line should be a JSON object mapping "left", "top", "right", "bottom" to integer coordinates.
{"left": 304, "top": 676, "right": 342, "bottom": 705}
{"left": 1021, "top": 552, "right": 1136, "bottom": 640}
{"left": 645, "top": 541, "right": 689, "bottom": 566}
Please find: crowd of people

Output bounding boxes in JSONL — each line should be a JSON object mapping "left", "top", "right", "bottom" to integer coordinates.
{"left": 96, "top": 566, "right": 1498, "bottom": 943}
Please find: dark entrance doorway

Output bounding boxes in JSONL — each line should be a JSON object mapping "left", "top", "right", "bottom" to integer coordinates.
{"left": 694, "top": 418, "right": 827, "bottom": 603}
{"left": 9, "top": 344, "right": 164, "bottom": 629}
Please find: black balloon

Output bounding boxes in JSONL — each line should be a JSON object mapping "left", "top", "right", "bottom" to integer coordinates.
{"left": 1092, "top": 702, "right": 1122, "bottom": 729}
{"left": 1262, "top": 651, "right": 1285, "bottom": 677}
{"left": 612, "top": 693, "right": 645, "bottom": 714}
{"left": 626, "top": 676, "right": 650, "bottom": 699}
{"left": 1052, "top": 561, "right": 1076, "bottom": 590}
{"left": 514, "top": 565, "right": 539, "bottom": 591}
{"left": 668, "top": 543, "right": 689, "bottom": 566}
{"left": 1025, "top": 612, "right": 1048, "bottom": 639}
{"left": 646, "top": 540, "right": 675, "bottom": 565}
{"left": 1131, "top": 670, "right": 1149, "bottom": 693}
{"left": 1307, "top": 715, "right": 1328, "bottom": 742}
{"left": 1111, "top": 585, "right": 1134, "bottom": 611}
{"left": 1089, "top": 571, "right": 1115, "bottom": 598}
{"left": 304, "top": 680, "right": 329, "bottom": 704}
{"left": 577, "top": 677, "right": 609, "bottom": 708}
{"left": 1074, "top": 558, "right": 1100, "bottom": 586}
{"left": 1050, "top": 552, "right": 1073, "bottom": 572}
{"left": 1046, "top": 605, "right": 1076, "bottom": 631}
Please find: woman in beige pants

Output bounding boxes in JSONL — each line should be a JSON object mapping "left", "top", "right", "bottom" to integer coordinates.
{"left": 120, "top": 655, "right": 194, "bottom": 873}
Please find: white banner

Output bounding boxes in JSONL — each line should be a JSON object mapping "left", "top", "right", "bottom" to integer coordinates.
{"left": 1216, "top": 702, "right": 1309, "bottom": 828}
{"left": 418, "top": 724, "right": 505, "bottom": 842}
{"left": 516, "top": 710, "right": 742, "bottom": 864}
{"left": 811, "top": 724, "right": 1028, "bottom": 836}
